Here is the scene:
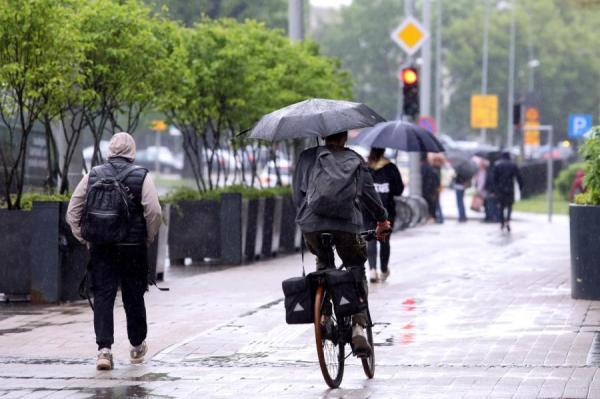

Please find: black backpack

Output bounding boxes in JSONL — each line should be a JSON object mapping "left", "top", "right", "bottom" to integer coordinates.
{"left": 306, "top": 147, "right": 362, "bottom": 220}
{"left": 81, "top": 164, "right": 144, "bottom": 245}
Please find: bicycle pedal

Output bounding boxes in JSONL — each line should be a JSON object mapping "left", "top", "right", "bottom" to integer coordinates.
{"left": 355, "top": 349, "right": 370, "bottom": 359}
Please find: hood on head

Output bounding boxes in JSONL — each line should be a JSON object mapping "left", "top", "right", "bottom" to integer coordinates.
{"left": 107, "top": 132, "right": 136, "bottom": 161}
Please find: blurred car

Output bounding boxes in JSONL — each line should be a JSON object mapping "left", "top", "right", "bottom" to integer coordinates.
{"left": 136, "top": 146, "right": 183, "bottom": 173}
{"left": 258, "top": 159, "right": 292, "bottom": 187}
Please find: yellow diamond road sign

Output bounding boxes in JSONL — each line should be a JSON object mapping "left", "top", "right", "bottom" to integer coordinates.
{"left": 391, "top": 17, "right": 429, "bottom": 55}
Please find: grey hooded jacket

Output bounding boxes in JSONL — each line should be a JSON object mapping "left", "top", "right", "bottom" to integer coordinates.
{"left": 293, "top": 145, "right": 388, "bottom": 233}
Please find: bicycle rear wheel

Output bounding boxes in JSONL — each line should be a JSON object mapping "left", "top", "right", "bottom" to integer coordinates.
{"left": 361, "top": 322, "right": 375, "bottom": 378}
{"left": 314, "top": 284, "right": 345, "bottom": 388}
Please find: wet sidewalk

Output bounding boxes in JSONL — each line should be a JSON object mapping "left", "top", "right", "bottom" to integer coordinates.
{"left": 1, "top": 209, "right": 596, "bottom": 398}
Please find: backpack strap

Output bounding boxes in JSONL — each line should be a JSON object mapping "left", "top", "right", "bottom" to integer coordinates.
{"left": 115, "top": 164, "right": 145, "bottom": 182}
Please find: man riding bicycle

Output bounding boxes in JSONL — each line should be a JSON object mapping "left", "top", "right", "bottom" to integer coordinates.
{"left": 292, "top": 131, "right": 391, "bottom": 355}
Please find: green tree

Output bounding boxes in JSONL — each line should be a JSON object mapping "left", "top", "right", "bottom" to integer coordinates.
{"left": 313, "top": 0, "right": 405, "bottom": 120}
{"left": 315, "top": 0, "right": 600, "bottom": 144}
{"left": 79, "top": 0, "right": 171, "bottom": 167}
{"left": 157, "top": 18, "right": 351, "bottom": 191}
{"left": 145, "top": 0, "right": 288, "bottom": 29}
{"left": 0, "top": 0, "right": 84, "bottom": 209}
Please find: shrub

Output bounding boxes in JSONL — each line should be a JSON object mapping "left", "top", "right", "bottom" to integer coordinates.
{"left": 578, "top": 126, "right": 600, "bottom": 205}
{"left": 0, "top": 192, "right": 72, "bottom": 211}
{"left": 161, "top": 185, "right": 292, "bottom": 204}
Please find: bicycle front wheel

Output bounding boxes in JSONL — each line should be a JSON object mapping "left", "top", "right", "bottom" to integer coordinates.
{"left": 314, "top": 284, "right": 345, "bottom": 388}
{"left": 361, "top": 322, "right": 375, "bottom": 378}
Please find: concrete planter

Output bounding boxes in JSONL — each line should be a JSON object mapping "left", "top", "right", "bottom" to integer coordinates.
{"left": 279, "top": 195, "right": 297, "bottom": 253}
{"left": 570, "top": 204, "right": 600, "bottom": 299}
{"left": 168, "top": 200, "right": 221, "bottom": 265}
{"left": 30, "top": 201, "right": 88, "bottom": 303}
{"left": 0, "top": 209, "right": 31, "bottom": 299}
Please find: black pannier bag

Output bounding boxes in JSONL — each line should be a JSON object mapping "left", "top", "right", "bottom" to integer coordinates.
{"left": 282, "top": 276, "right": 313, "bottom": 324}
{"left": 325, "top": 269, "right": 366, "bottom": 318}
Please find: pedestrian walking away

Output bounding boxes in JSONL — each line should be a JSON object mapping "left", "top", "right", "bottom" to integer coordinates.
{"left": 491, "top": 151, "right": 524, "bottom": 232}
{"left": 420, "top": 153, "right": 440, "bottom": 222}
{"left": 453, "top": 169, "right": 472, "bottom": 223}
{"left": 293, "top": 131, "right": 391, "bottom": 356}
{"left": 364, "top": 148, "right": 404, "bottom": 283}
{"left": 66, "top": 132, "right": 162, "bottom": 370}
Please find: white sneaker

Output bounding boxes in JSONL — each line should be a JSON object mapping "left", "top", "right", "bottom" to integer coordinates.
{"left": 380, "top": 270, "right": 390, "bottom": 282}
{"left": 130, "top": 341, "right": 148, "bottom": 364}
{"left": 96, "top": 348, "right": 113, "bottom": 370}
{"left": 369, "top": 269, "right": 378, "bottom": 283}
{"left": 351, "top": 325, "right": 372, "bottom": 357}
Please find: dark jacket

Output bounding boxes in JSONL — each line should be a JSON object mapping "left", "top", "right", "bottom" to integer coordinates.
{"left": 421, "top": 162, "right": 440, "bottom": 202}
{"left": 492, "top": 159, "right": 524, "bottom": 203}
{"left": 293, "top": 146, "right": 387, "bottom": 234}
{"left": 88, "top": 157, "right": 148, "bottom": 243}
{"left": 364, "top": 159, "right": 404, "bottom": 226}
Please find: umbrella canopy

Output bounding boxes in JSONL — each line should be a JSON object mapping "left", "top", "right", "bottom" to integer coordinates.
{"left": 447, "top": 153, "right": 478, "bottom": 180}
{"left": 248, "top": 99, "right": 385, "bottom": 142}
{"left": 351, "top": 121, "right": 445, "bottom": 153}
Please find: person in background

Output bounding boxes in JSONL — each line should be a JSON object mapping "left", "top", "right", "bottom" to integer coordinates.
{"left": 492, "top": 151, "right": 524, "bottom": 232}
{"left": 453, "top": 168, "right": 471, "bottom": 223}
{"left": 421, "top": 153, "right": 441, "bottom": 222}
{"left": 430, "top": 154, "right": 445, "bottom": 224}
{"left": 66, "top": 132, "right": 162, "bottom": 371}
{"left": 570, "top": 170, "right": 585, "bottom": 201}
{"left": 364, "top": 148, "right": 404, "bottom": 283}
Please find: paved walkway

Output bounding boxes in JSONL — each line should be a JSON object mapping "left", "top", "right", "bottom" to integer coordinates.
{"left": 0, "top": 206, "right": 595, "bottom": 398}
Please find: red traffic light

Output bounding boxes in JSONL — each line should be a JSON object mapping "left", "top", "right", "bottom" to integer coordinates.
{"left": 400, "top": 68, "right": 418, "bottom": 85}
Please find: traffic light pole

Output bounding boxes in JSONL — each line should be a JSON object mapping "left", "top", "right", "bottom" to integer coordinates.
{"left": 404, "top": 0, "right": 423, "bottom": 197}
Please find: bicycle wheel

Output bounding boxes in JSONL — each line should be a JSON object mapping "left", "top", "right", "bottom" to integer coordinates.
{"left": 314, "top": 284, "right": 345, "bottom": 388}
{"left": 361, "top": 322, "right": 375, "bottom": 378}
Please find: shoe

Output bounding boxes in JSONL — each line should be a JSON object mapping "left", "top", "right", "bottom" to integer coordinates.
{"left": 506, "top": 223, "right": 511, "bottom": 233}
{"left": 380, "top": 270, "right": 390, "bottom": 282}
{"left": 352, "top": 325, "right": 372, "bottom": 357}
{"left": 130, "top": 341, "right": 148, "bottom": 364}
{"left": 96, "top": 348, "right": 113, "bottom": 370}
{"left": 369, "top": 269, "right": 378, "bottom": 283}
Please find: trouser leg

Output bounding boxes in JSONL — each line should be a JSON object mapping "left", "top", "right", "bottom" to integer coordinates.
{"left": 506, "top": 203, "right": 513, "bottom": 223}
{"left": 367, "top": 240, "right": 377, "bottom": 270}
{"left": 118, "top": 246, "right": 148, "bottom": 348}
{"left": 379, "top": 239, "right": 390, "bottom": 273}
{"left": 456, "top": 189, "right": 466, "bottom": 221}
{"left": 90, "top": 246, "right": 119, "bottom": 350}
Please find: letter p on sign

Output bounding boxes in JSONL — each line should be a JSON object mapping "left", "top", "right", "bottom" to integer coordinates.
{"left": 568, "top": 114, "right": 592, "bottom": 139}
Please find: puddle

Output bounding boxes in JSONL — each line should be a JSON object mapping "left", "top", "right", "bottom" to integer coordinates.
{"left": 131, "top": 372, "right": 180, "bottom": 382}
{"left": 84, "top": 385, "right": 173, "bottom": 398}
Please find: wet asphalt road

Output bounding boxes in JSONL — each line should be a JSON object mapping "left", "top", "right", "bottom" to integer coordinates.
{"left": 0, "top": 209, "right": 596, "bottom": 398}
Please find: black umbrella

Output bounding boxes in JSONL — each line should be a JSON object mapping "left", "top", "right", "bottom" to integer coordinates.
{"left": 248, "top": 99, "right": 385, "bottom": 141}
{"left": 447, "top": 153, "right": 478, "bottom": 180}
{"left": 351, "top": 120, "right": 445, "bottom": 153}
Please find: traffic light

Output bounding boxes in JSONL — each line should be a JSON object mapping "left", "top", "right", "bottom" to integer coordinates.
{"left": 401, "top": 67, "right": 419, "bottom": 119}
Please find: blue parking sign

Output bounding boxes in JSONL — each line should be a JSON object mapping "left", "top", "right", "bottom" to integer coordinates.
{"left": 568, "top": 114, "right": 592, "bottom": 139}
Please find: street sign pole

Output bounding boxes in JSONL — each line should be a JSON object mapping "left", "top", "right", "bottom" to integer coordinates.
{"left": 480, "top": 0, "right": 490, "bottom": 144}
{"left": 404, "top": 0, "right": 422, "bottom": 197}
{"left": 524, "top": 124, "right": 554, "bottom": 223}
{"left": 506, "top": 0, "right": 517, "bottom": 150}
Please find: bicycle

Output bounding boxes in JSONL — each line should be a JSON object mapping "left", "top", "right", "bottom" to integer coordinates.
{"left": 312, "top": 230, "right": 377, "bottom": 388}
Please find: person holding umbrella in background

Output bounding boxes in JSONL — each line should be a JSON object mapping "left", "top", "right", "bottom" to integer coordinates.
{"left": 364, "top": 148, "right": 404, "bottom": 283}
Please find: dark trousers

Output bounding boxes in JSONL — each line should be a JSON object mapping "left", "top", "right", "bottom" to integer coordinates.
{"left": 367, "top": 238, "right": 390, "bottom": 273}
{"left": 303, "top": 231, "right": 368, "bottom": 327}
{"left": 90, "top": 244, "right": 148, "bottom": 350}
{"left": 498, "top": 200, "right": 513, "bottom": 226}
{"left": 455, "top": 189, "right": 466, "bottom": 221}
